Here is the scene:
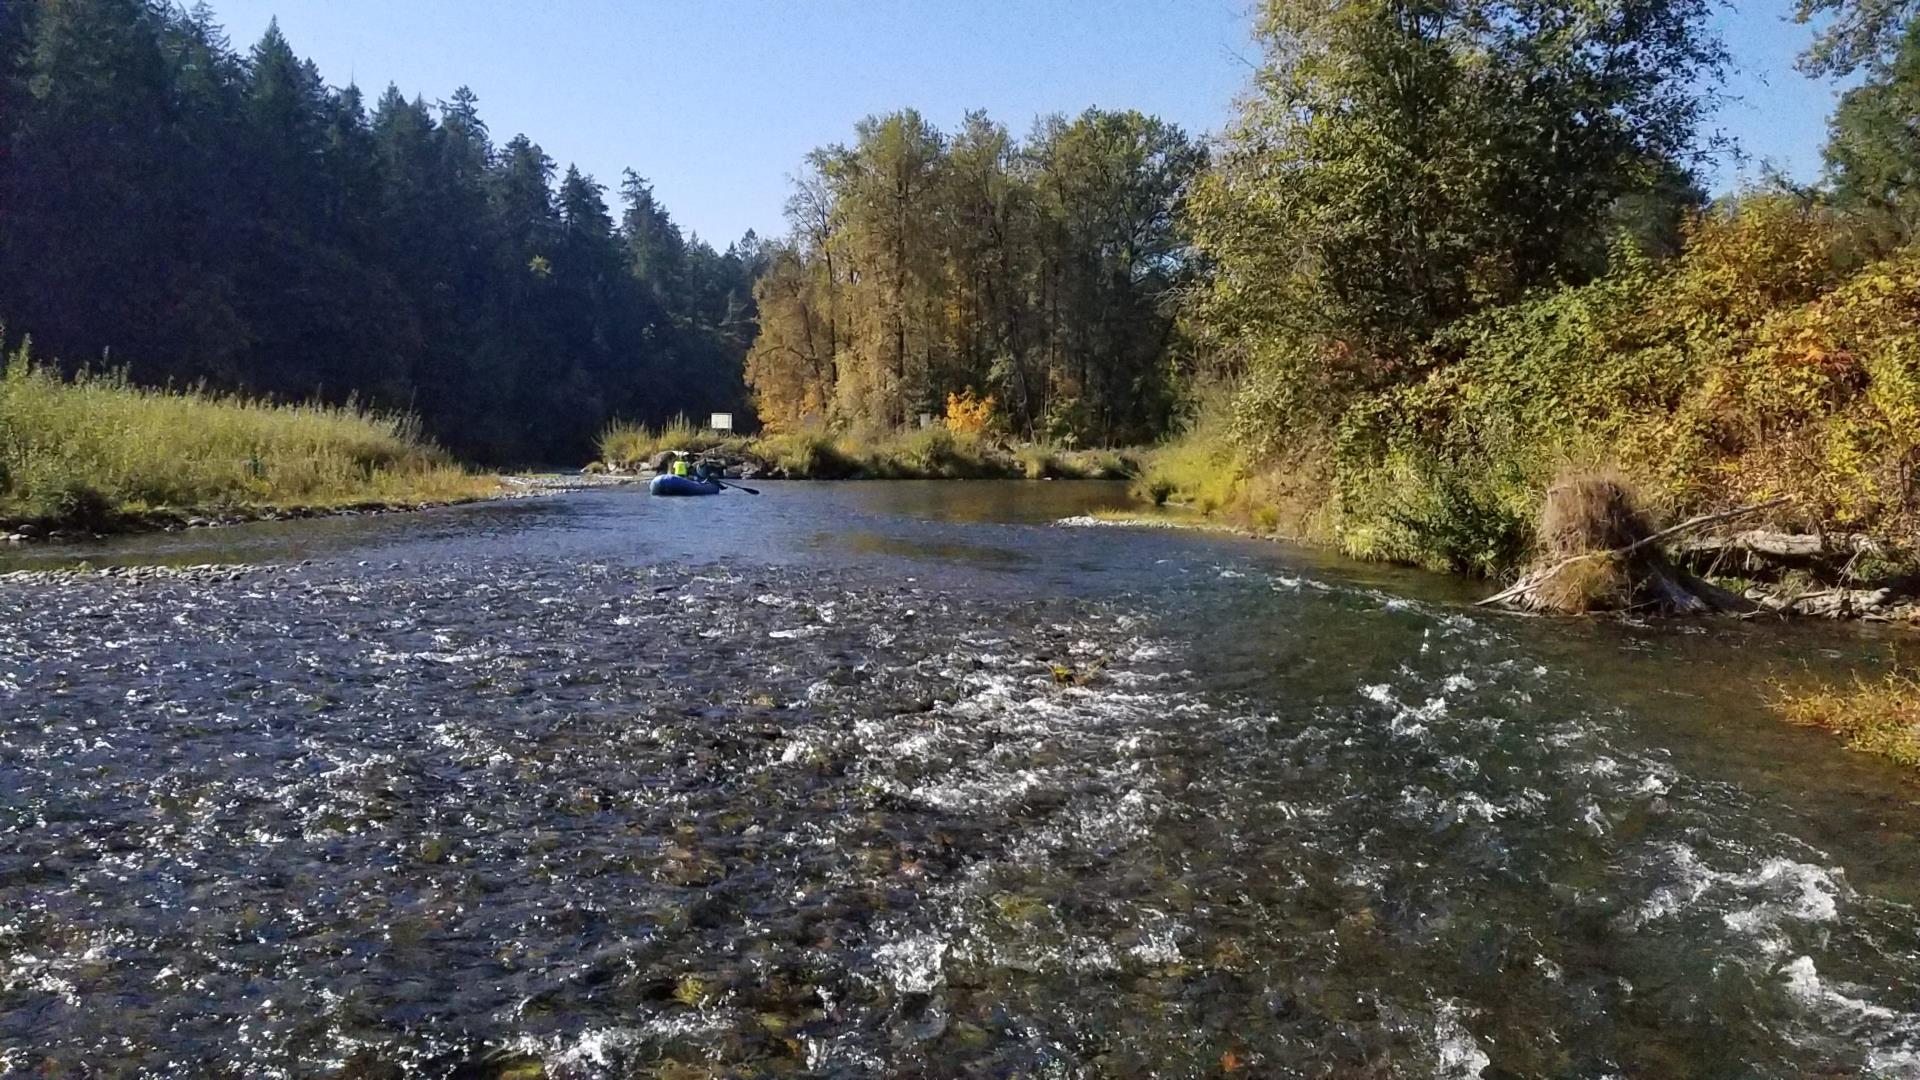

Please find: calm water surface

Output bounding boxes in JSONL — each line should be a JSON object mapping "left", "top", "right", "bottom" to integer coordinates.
{"left": 2, "top": 481, "right": 1918, "bottom": 1077}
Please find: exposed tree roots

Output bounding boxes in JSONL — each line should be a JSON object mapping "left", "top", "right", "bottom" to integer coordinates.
{"left": 1479, "top": 478, "right": 1788, "bottom": 616}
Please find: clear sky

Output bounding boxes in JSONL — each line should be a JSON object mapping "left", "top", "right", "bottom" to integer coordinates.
{"left": 203, "top": 0, "right": 1847, "bottom": 246}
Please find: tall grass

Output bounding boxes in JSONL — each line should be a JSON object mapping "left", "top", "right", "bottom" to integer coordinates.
{"left": 0, "top": 341, "right": 492, "bottom": 525}
{"left": 1133, "top": 401, "right": 1247, "bottom": 512}
{"left": 597, "top": 416, "right": 752, "bottom": 469}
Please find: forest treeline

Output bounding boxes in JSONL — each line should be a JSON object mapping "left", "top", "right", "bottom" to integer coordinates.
{"left": 0, "top": 0, "right": 762, "bottom": 464}
{"left": 745, "top": 109, "right": 1204, "bottom": 446}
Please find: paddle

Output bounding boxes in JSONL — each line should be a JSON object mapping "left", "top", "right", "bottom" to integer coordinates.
{"left": 711, "top": 477, "right": 760, "bottom": 495}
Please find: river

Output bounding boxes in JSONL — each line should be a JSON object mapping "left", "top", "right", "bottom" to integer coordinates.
{"left": 2, "top": 480, "right": 1918, "bottom": 1077}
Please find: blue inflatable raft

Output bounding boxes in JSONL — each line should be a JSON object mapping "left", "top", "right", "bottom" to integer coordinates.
{"left": 649, "top": 474, "right": 724, "bottom": 496}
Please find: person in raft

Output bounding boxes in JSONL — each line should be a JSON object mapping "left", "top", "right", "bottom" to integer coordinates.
{"left": 668, "top": 453, "right": 719, "bottom": 482}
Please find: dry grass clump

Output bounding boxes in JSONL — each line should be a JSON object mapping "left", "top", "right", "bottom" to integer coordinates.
{"left": 1531, "top": 552, "right": 1629, "bottom": 614}
{"left": 1540, "top": 473, "right": 1651, "bottom": 556}
{"left": 1490, "top": 469, "right": 1751, "bottom": 615}
{"left": 1774, "top": 667, "right": 1920, "bottom": 768}
{"left": 1525, "top": 473, "right": 1648, "bottom": 611}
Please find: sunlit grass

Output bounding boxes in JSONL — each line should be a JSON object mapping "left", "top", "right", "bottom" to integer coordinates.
{"left": 1774, "top": 666, "right": 1920, "bottom": 768}
{"left": 1133, "top": 401, "right": 1246, "bottom": 513}
{"left": 0, "top": 341, "right": 494, "bottom": 526}
{"left": 597, "top": 416, "right": 751, "bottom": 470}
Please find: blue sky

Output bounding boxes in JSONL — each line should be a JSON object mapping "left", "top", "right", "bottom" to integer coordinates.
{"left": 206, "top": 0, "right": 1845, "bottom": 246}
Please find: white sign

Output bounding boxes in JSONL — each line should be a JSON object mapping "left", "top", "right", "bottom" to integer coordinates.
{"left": 709, "top": 412, "right": 734, "bottom": 432}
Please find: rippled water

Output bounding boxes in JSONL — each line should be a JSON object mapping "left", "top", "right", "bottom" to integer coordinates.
{"left": 3, "top": 481, "right": 1920, "bottom": 1077}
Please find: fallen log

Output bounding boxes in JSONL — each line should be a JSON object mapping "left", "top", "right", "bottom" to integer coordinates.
{"left": 1746, "top": 586, "right": 1897, "bottom": 619}
{"left": 1680, "top": 529, "right": 1881, "bottom": 560}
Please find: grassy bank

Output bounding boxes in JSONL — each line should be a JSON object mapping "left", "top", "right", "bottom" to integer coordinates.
{"left": 595, "top": 420, "right": 1136, "bottom": 482}
{"left": 0, "top": 342, "right": 495, "bottom": 533}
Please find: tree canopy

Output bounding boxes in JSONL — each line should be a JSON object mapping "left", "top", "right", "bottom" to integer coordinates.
{"left": 744, "top": 107, "right": 1205, "bottom": 445}
{"left": 1185, "top": 0, "right": 1728, "bottom": 446}
{"left": 0, "top": 0, "right": 763, "bottom": 463}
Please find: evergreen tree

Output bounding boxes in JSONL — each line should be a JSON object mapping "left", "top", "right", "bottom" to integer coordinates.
{"left": 0, "top": 5, "right": 762, "bottom": 464}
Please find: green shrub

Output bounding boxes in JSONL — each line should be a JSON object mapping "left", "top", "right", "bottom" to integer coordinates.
{"left": 1133, "top": 399, "right": 1245, "bottom": 514}
{"left": 1240, "top": 196, "right": 1920, "bottom": 576}
{"left": 1017, "top": 444, "right": 1058, "bottom": 479}
{"left": 755, "top": 431, "right": 863, "bottom": 479}
{"left": 29, "top": 474, "right": 115, "bottom": 529}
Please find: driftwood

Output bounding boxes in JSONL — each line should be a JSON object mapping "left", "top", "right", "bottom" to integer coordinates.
{"left": 1747, "top": 586, "right": 1904, "bottom": 619}
{"left": 1680, "top": 529, "right": 1882, "bottom": 560}
{"left": 1480, "top": 497, "right": 1791, "bottom": 614}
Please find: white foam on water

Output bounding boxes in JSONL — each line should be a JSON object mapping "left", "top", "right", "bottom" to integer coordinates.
{"left": 1722, "top": 859, "right": 1841, "bottom": 945}
{"left": 1635, "top": 845, "right": 1843, "bottom": 948}
{"left": 1781, "top": 955, "right": 1897, "bottom": 1020}
{"left": 548, "top": 1025, "right": 643, "bottom": 1069}
{"left": 1432, "top": 1001, "right": 1492, "bottom": 1079}
{"left": 873, "top": 933, "right": 947, "bottom": 994}
{"left": 1634, "top": 844, "right": 1717, "bottom": 924}
{"left": 1128, "top": 921, "right": 1186, "bottom": 965}
{"left": 1868, "top": 1048, "right": 1920, "bottom": 1079}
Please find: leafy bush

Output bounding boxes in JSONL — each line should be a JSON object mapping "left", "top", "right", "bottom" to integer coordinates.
{"left": 887, "top": 428, "right": 996, "bottom": 478}
{"left": 1134, "top": 400, "right": 1245, "bottom": 516}
{"left": 1017, "top": 444, "right": 1058, "bottom": 479}
{"left": 29, "top": 474, "right": 115, "bottom": 530}
{"left": 944, "top": 390, "right": 996, "bottom": 435}
{"left": 753, "top": 431, "right": 862, "bottom": 479}
{"left": 1324, "top": 196, "right": 1918, "bottom": 573}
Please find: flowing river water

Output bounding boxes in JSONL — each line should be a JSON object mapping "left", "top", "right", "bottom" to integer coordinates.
{"left": 3, "top": 481, "right": 1920, "bottom": 1078}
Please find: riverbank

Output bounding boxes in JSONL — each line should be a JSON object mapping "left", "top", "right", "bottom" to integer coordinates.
{"left": 1143, "top": 201, "right": 1920, "bottom": 621}
{"left": 0, "top": 347, "right": 499, "bottom": 540}
{"left": 595, "top": 419, "right": 1139, "bottom": 481}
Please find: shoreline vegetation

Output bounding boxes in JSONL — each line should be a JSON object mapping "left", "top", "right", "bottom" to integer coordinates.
{"left": 593, "top": 416, "right": 1136, "bottom": 482}
{"left": 1141, "top": 198, "right": 1920, "bottom": 626}
{"left": 0, "top": 341, "right": 497, "bottom": 541}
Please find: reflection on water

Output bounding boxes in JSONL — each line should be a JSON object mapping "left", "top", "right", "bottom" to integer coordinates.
{"left": 2, "top": 480, "right": 1918, "bottom": 1077}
